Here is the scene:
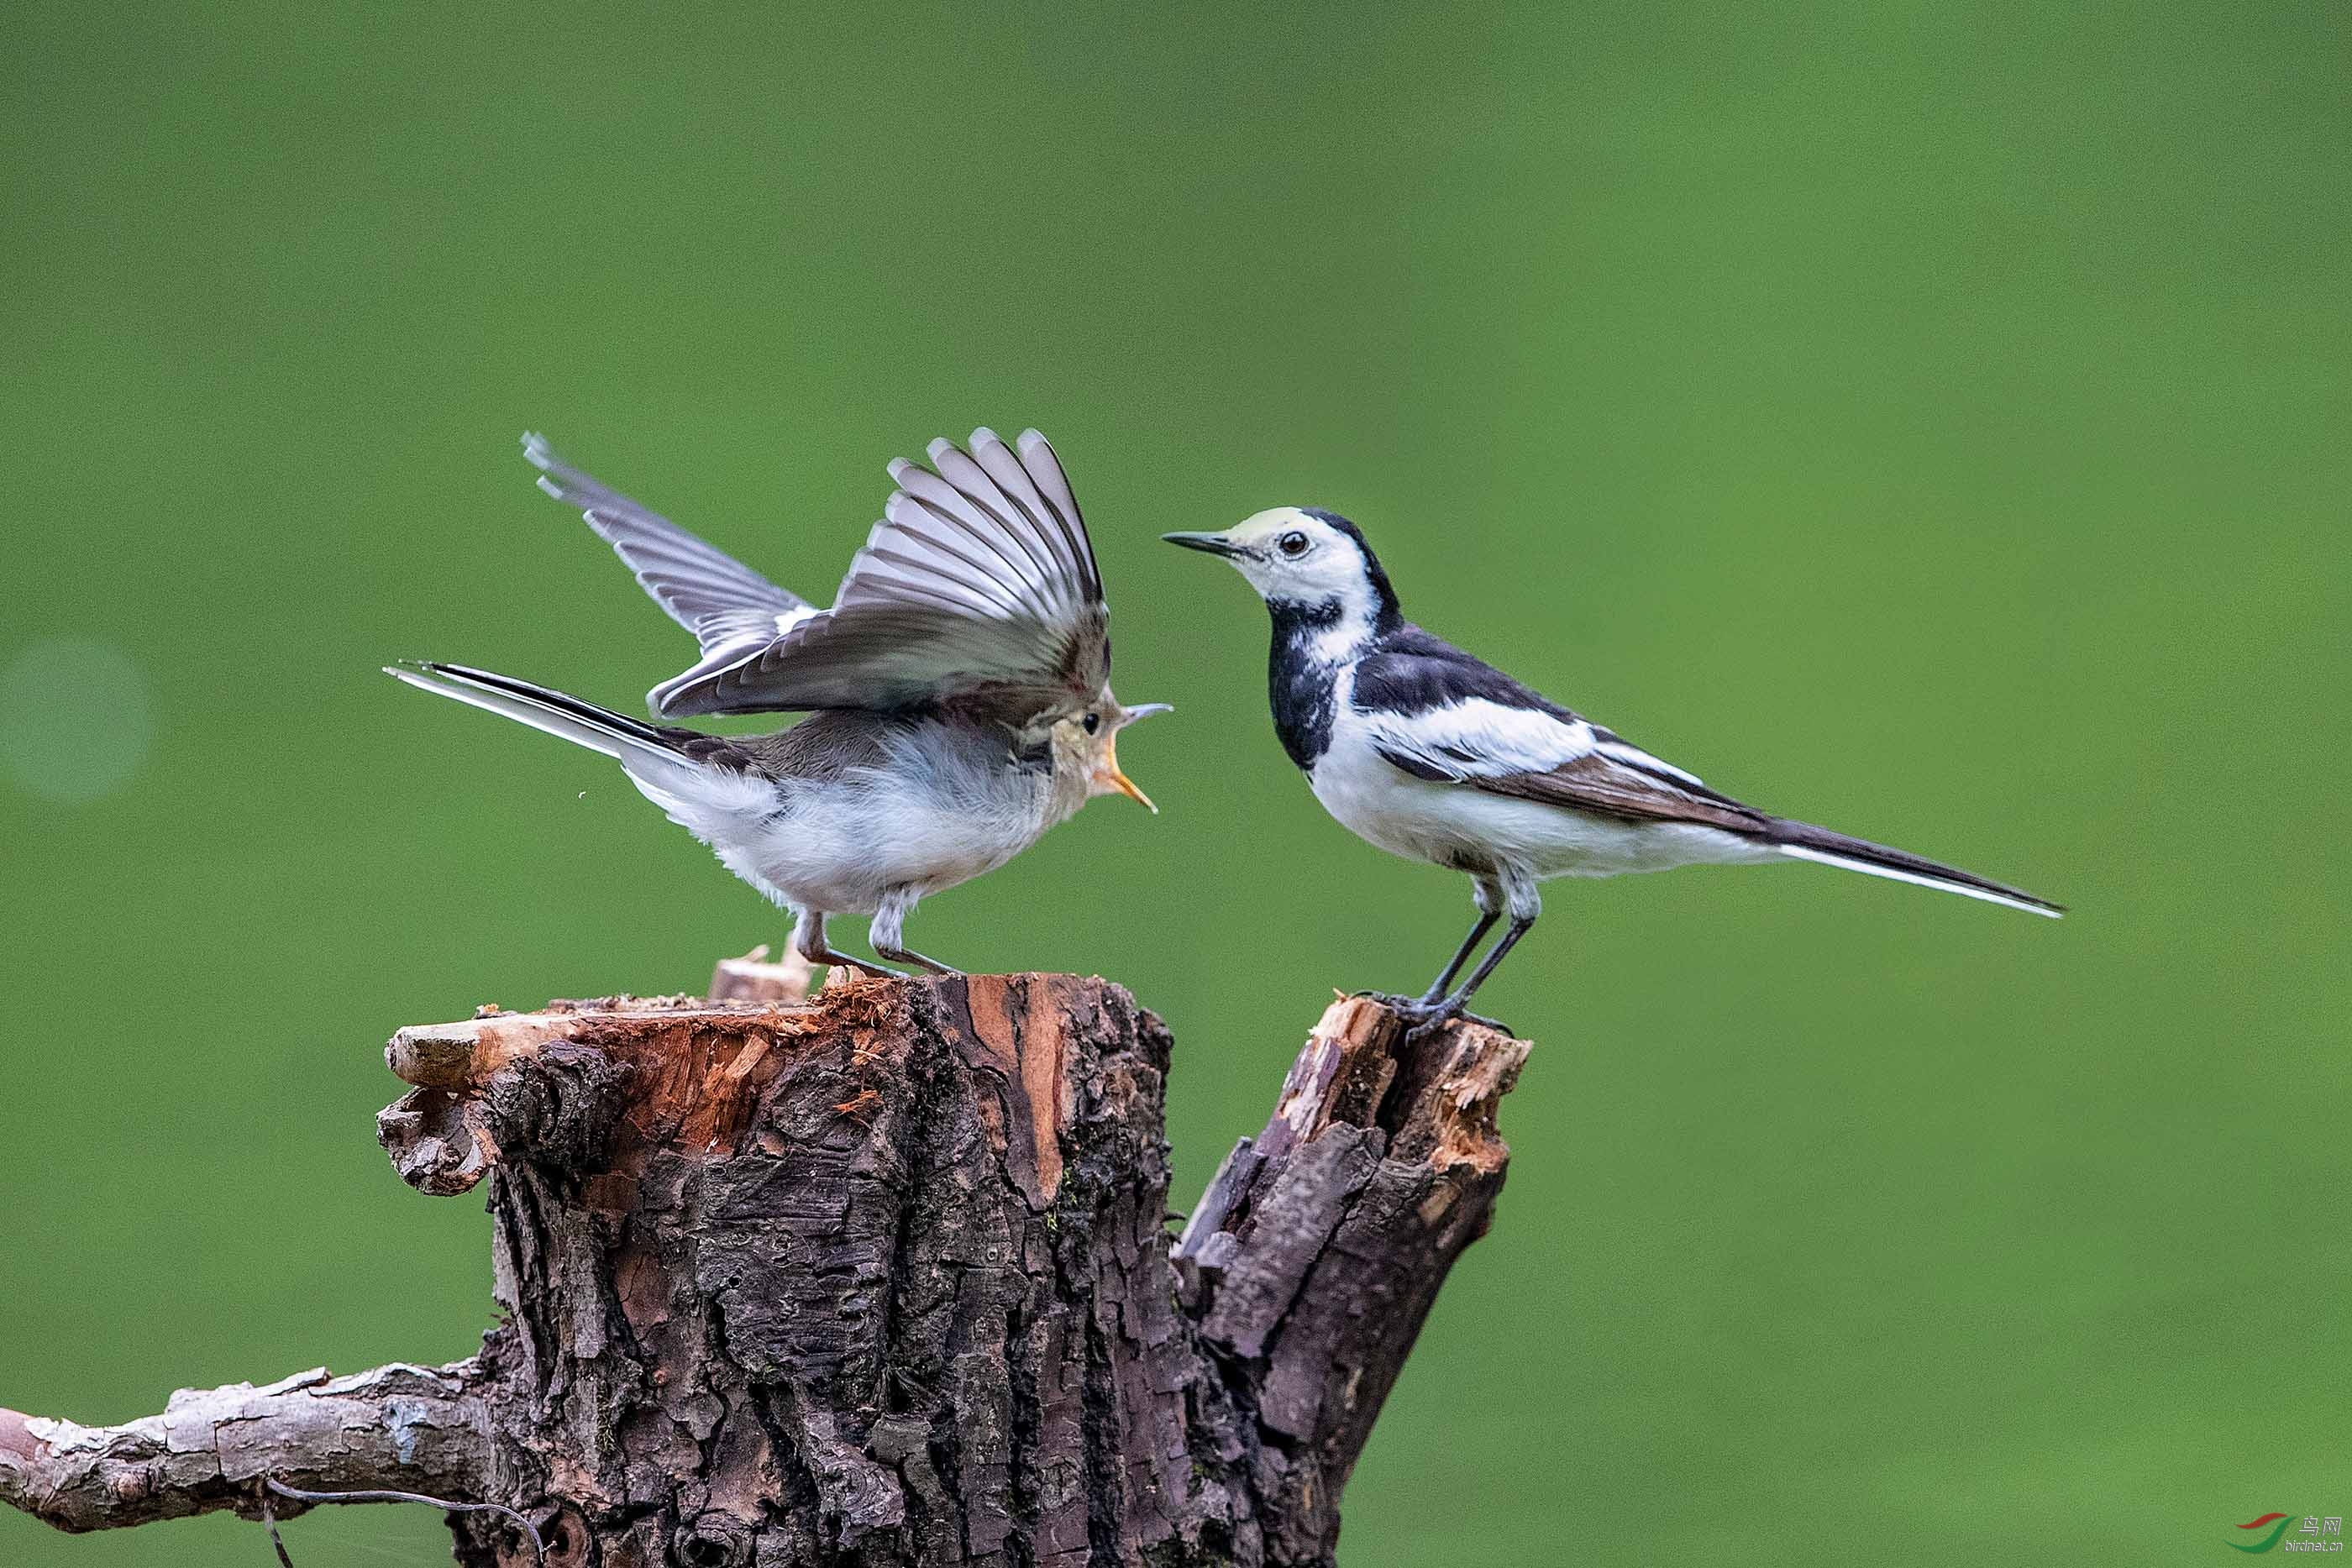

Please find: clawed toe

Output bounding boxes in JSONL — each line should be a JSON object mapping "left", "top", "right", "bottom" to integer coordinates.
{"left": 1366, "top": 994, "right": 1455, "bottom": 1032}
{"left": 1404, "top": 1007, "right": 1509, "bottom": 1041}
{"left": 874, "top": 949, "right": 961, "bottom": 978}
{"left": 1399, "top": 1003, "right": 1453, "bottom": 1036}
{"left": 825, "top": 957, "right": 904, "bottom": 981}
{"left": 1352, "top": 987, "right": 1514, "bottom": 1039}
{"left": 1352, "top": 989, "right": 1430, "bottom": 1014}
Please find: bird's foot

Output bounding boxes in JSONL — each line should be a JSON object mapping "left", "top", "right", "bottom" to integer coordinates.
{"left": 875, "top": 947, "right": 963, "bottom": 978}
{"left": 1351, "top": 990, "right": 1514, "bottom": 1038}
{"left": 1351, "top": 989, "right": 1431, "bottom": 1014}
{"left": 1395, "top": 1001, "right": 1513, "bottom": 1041}
{"left": 822, "top": 957, "right": 905, "bottom": 982}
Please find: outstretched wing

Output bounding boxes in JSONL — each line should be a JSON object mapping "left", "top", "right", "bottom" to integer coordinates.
{"left": 1354, "top": 629, "right": 1767, "bottom": 832}
{"left": 650, "top": 427, "right": 1109, "bottom": 717}
{"left": 524, "top": 434, "right": 820, "bottom": 705}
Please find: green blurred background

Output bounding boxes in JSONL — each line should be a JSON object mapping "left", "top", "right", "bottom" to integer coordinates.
{"left": 4, "top": 2, "right": 2344, "bottom": 1563}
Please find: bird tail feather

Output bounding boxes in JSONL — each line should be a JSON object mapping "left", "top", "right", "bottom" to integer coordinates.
{"left": 1767, "top": 818, "right": 2063, "bottom": 918}
{"left": 384, "top": 661, "right": 715, "bottom": 794}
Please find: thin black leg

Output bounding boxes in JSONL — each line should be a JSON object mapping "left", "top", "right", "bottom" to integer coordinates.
{"left": 1415, "top": 915, "right": 1534, "bottom": 1031}
{"left": 1417, "top": 910, "right": 1499, "bottom": 1005}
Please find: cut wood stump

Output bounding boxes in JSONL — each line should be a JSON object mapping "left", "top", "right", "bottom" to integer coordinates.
{"left": 0, "top": 973, "right": 1529, "bottom": 1567}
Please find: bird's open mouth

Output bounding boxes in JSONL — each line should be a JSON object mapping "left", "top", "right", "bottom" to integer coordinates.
{"left": 1095, "top": 703, "right": 1167, "bottom": 813}
{"left": 1161, "top": 531, "right": 1248, "bottom": 559}
{"left": 1096, "top": 742, "right": 1156, "bottom": 812}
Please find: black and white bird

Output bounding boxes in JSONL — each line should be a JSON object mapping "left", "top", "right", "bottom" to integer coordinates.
{"left": 390, "top": 427, "right": 1164, "bottom": 978}
{"left": 1165, "top": 508, "right": 2060, "bottom": 1026}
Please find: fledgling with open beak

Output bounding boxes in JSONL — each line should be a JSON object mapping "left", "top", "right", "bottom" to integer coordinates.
{"left": 1167, "top": 508, "right": 2059, "bottom": 1029}
{"left": 391, "top": 427, "right": 1166, "bottom": 978}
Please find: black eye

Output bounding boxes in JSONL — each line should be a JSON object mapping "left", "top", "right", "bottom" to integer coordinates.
{"left": 1082, "top": 711, "right": 1100, "bottom": 734}
{"left": 1278, "top": 531, "right": 1310, "bottom": 558}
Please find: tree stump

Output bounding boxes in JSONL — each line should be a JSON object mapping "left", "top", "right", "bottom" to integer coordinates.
{"left": 0, "top": 973, "right": 1528, "bottom": 1567}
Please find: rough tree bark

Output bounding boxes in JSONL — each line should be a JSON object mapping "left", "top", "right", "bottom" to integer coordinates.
{"left": 0, "top": 969, "right": 1528, "bottom": 1567}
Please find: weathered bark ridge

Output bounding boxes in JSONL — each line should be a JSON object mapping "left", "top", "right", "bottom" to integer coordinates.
{"left": 0, "top": 972, "right": 1528, "bottom": 1566}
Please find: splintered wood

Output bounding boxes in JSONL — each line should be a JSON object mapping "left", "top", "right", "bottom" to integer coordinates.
{"left": 377, "top": 992, "right": 823, "bottom": 1198}
{"left": 1172, "top": 993, "right": 1531, "bottom": 1560}
{"left": 8, "top": 969, "right": 1529, "bottom": 1568}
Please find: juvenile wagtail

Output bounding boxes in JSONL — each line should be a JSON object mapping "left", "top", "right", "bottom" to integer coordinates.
{"left": 391, "top": 427, "right": 1164, "bottom": 978}
{"left": 1166, "top": 508, "right": 2059, "bottom": 1026}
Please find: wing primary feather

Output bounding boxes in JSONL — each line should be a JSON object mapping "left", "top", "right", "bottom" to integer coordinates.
{"left": 1014, "top": 428, "right": 1100, "bottom": 599}
{"left": 921, "top": 438, "right": 1068, "bottom": 602}
{"left": 957, "top": 435, "right": 1088, "bottom": 623}
{"left": 888, "top": 459, "right": 1060, "bottom": 618}
{"left": 633, "top": 428, "right": 1110, "bottom": 715}
{"left": 879, "top": 482, "right": 1035, "bottom": 601}
{"left": 892, "top": 497, "right": 1051, "bottom": 617}
{"left": 968, "top": 430, "right": 1074, "bottom": 573}
{"left": 522, "top": 433, "right": 806, "bottom": 658}
{"left": 853, "top": 534, "right": 1029, "bottom": 618}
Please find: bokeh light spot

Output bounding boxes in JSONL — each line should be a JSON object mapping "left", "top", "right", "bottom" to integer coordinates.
{"left": 0, "top": 637, "right": 155, "bottom": 804}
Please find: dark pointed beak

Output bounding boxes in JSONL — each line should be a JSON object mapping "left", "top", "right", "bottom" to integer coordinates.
{"left": 1161, "top": 531, "right": 1247, "bottom": 559}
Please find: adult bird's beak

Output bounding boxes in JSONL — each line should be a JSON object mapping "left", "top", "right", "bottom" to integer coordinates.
{"left": 1096, "top": 702, "right": 1168, "bottom": 813}
{"left": 1161, "top": 530, "right": 1248, "bottom": 559}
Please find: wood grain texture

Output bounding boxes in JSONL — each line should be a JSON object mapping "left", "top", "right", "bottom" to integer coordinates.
{"left": 2, "top": 974, "right": 1528, "bottom": 1567}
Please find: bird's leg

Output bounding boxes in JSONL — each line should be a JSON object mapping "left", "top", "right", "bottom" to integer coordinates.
{"left": 1419, "top": 878, "right": 1506, "bottom": 1004}
{"left": 794, "top": 907, "right": 903, "bottom": 981}
{"left": 1411, "top": 915, "right": 1535, "bottom": 1035}
{"left": 1356, "top": 913, "right": 1494, "bottom": 1015}
{"left": 869, "top": 889, "right": 963, "bottom": 978}
{"left": 1357, "top": 879, "right": 1501, "bottom": 1017}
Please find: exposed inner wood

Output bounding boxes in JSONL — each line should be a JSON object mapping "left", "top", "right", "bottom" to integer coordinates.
{"left": 2, "top": 973, "right": 1528, "bottom": 1568}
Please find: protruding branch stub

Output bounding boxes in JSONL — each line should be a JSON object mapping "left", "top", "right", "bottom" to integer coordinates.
{"left": 375, "top": 990, "right": 827, "bottom": 1196}
{"left": 6, "top": 972, "right": 1532, "bottom": 1568}
{"left": 1171, "top": 994, "right": 1530, "bottom": 1557}
{"left": 0, "top": 1363, "right": 492, "bottom": 1535}
{"left": 1178, "top": 994, "right": 1529, "bottom": 1269}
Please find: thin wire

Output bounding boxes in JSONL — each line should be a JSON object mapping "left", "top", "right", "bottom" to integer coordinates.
{"left": 258, "top": 1484, "right": 297, "bottom": 1568}
{"left": 259, "top": 1476, "right": 544, "bottom": 1567}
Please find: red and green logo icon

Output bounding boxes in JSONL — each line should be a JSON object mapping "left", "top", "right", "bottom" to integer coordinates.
{"left": 2228, "top": 1513, "right": 2344, "bottom": 1552}
{"left": 2231, "top": 1514, "right": 2293, "bottom": 1553}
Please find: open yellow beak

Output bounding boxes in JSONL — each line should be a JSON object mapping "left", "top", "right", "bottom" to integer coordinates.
{"left": 1098, "top": 731, "right": 1157, "bottom": 814}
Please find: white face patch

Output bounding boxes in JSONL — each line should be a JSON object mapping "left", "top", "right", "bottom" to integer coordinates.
{"left": 1216, "top": 508, "right": 1375, "bottom": 605}
{"left": 1193, "top": 507, "right": 1390, "bottom": 662}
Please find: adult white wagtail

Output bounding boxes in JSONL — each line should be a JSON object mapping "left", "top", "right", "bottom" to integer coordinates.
{"left": 390, "top": 427, "right": 1164, "bottom": 978}
{"left": 1165, "top": 508, "right": 2060, "bottom": 1026}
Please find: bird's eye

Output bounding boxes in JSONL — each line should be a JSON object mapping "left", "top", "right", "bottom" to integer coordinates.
{"left": 1278, "top": 531, "right": 1310, "bottom": 558}
{"left": 1082, "top": 711, "right": 1101, "bottom": 734}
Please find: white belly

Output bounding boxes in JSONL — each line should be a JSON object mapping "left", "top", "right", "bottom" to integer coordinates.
{"left": 628, "top": 756, "right": 1059, "bottom": 917}
{"left": 763, "top": 771, "right": 1050, "bottom": 913}
{"left": 1307, "top": 724, "right": 1770, "bottom": 882}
